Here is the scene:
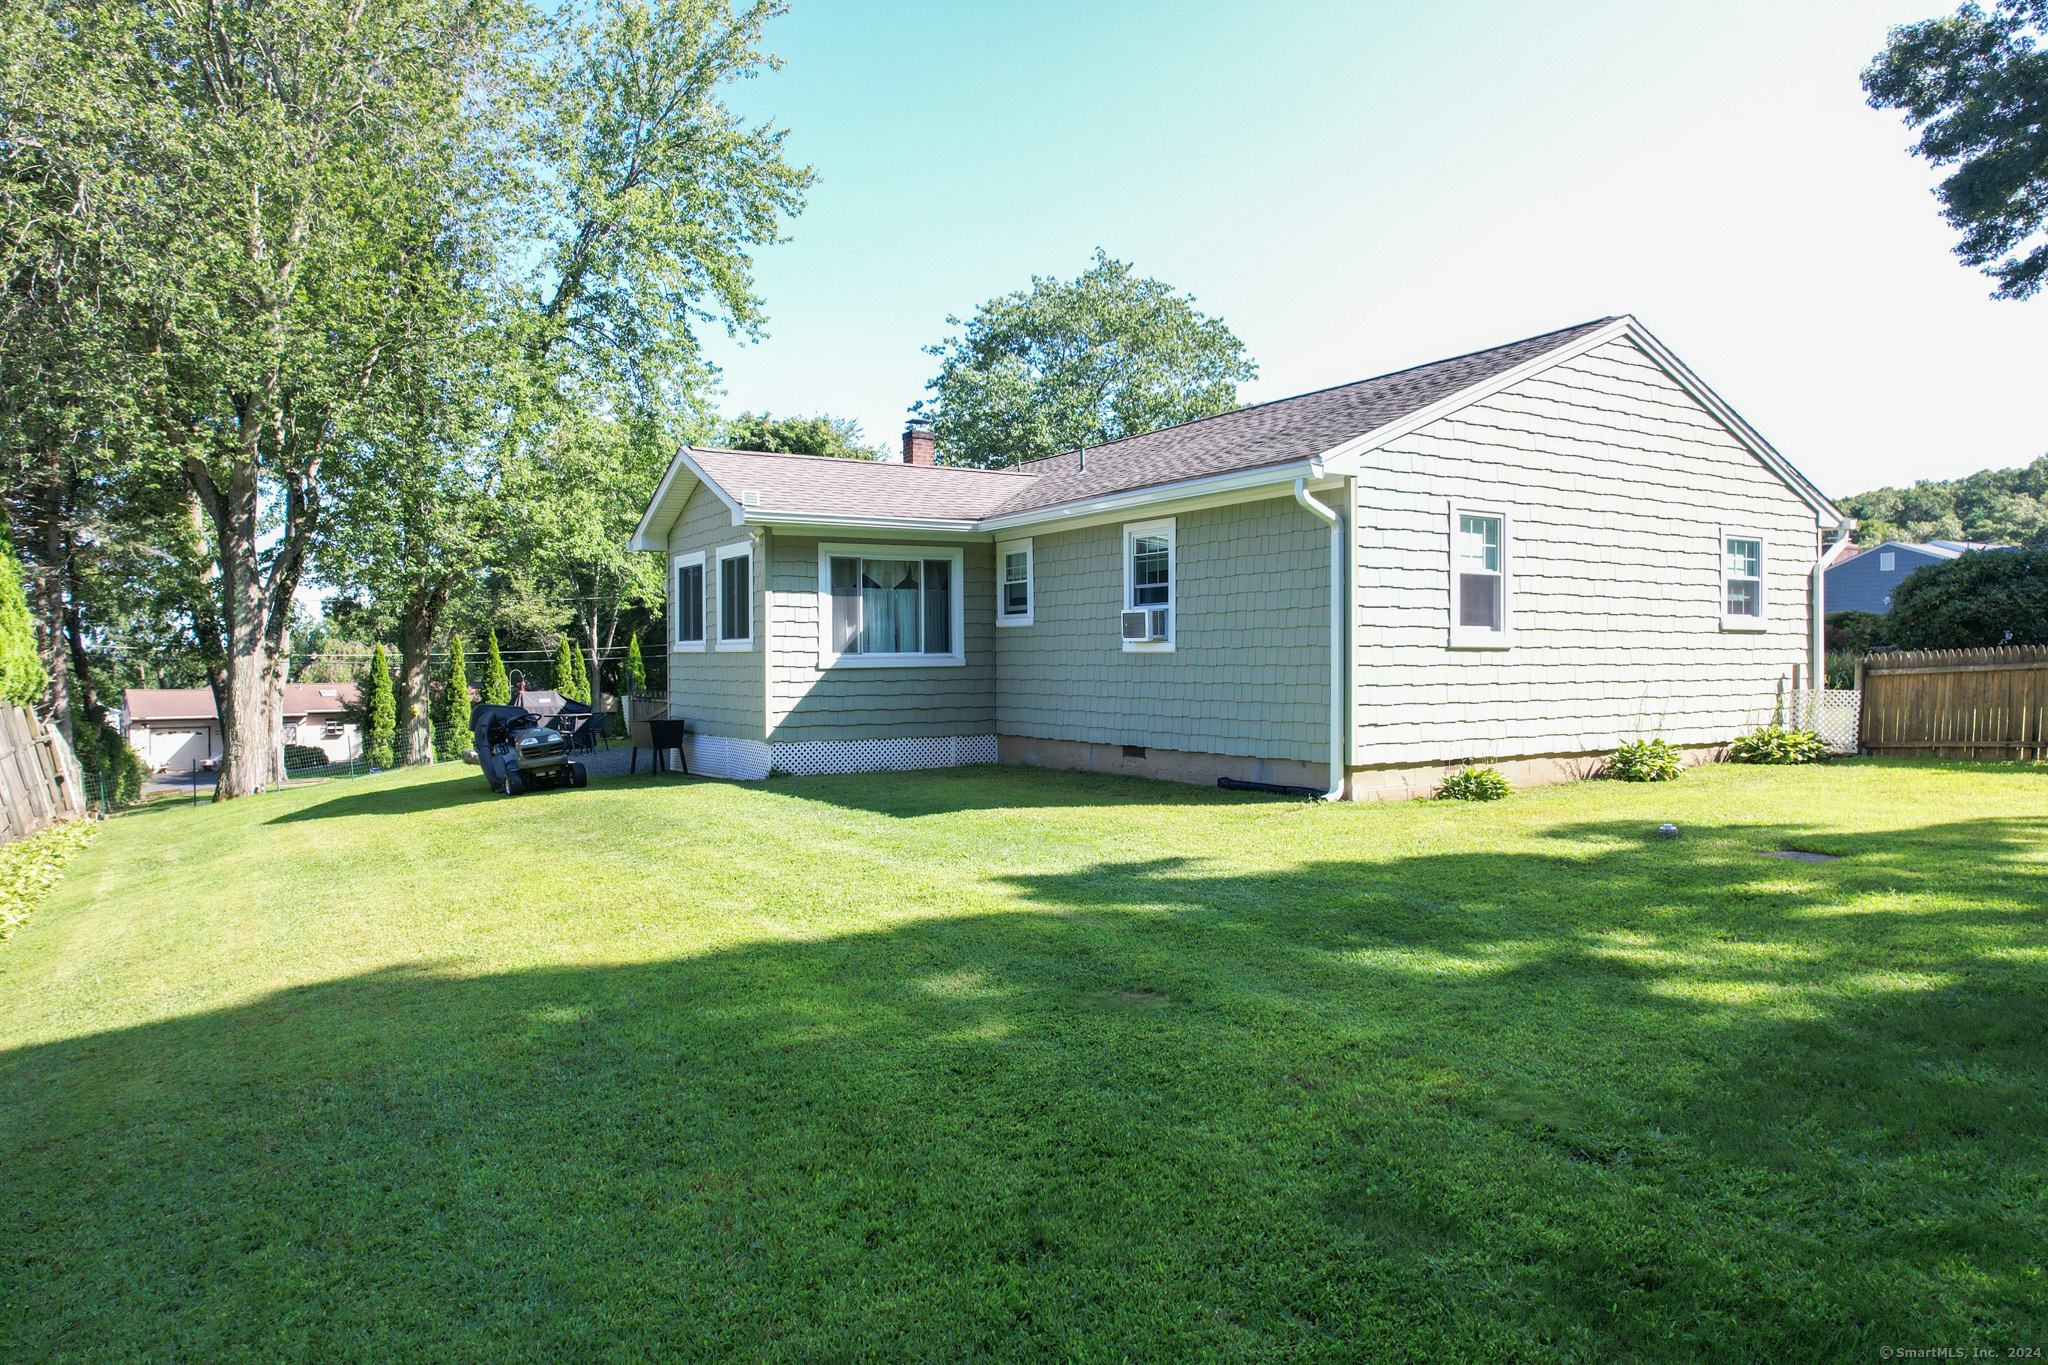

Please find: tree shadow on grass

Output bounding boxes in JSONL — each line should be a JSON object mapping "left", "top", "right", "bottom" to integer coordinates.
{"left": 2, "top": 822, "right": 2042, "bottom": 1361}
{"left": 761, "top": 764, "right": 1286, "bottom": 819}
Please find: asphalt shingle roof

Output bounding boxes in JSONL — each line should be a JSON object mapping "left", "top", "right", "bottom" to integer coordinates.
{"left": 986, "top": 317, "right": 1618, "bottom": 517}
{"left": 681, "top": 318, "right": 1618, "bottom": 526}
{"left": 684, "top": 447, "right": 1032, "bottom": 524}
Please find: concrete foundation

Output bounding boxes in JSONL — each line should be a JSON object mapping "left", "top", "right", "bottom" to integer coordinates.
{"left": 998, "top": 734, "right": 1331, "bottom": 792}
{"left": 998, "top": 733, "right": 1729, "bottom": 800}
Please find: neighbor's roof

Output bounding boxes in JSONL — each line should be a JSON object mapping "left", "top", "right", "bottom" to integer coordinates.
{"left": 1835, "top": 540, "right": 2014, "bottom": 565}
{"left": 123, "top": 688, "right": 217, "bottom": 724}
{"left": 634, "top": 315, "right": 1838, "bottom": 544}
{"left": 123, "top": 683, "right": 358, "bottom": 726}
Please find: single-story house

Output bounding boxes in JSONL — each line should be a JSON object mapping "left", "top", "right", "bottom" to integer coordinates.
{"left": 1823, "top": 540, "right": 2010, "bottom": 615}
{"left": 123, "top": 683, "right": 361, "bottom": 771}
{"left": 630, "top": 315, "right": 1849, "bottom": 799}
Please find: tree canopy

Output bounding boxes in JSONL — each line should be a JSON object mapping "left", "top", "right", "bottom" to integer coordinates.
{"left": 1887, "top": 546, "right": 2048, "bottom": 647}
{"left": 1837, "top": 454, "right": 2048, "bottom": 546}
{"left": 721, "top": 412, "right": 882, "bottom": 458}
{"left": 1864, "top": 1, "right": 2048, "bottom": 298}
{"left": 914, "top": 250, "right": 1257, "bottom": 469}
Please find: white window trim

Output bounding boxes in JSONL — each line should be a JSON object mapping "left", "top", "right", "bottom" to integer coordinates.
{"left": 1122, "top": 517, "right": 1176, "bottom": 653}
{"left": 1719, "top": 526, "right": 1768, "bottom": 632}
{"left": 995, "top": 537, "right": 1034, "bottom": 627}
{"left": 815, "top": 542, "right": 968, "bottom": 669}
{"left": 670, "top": 550, "right": 706, "bottom": 652}
{"left": 1446, "top": 501, "right": 1513, "bottom": 650}
{"left": 716, "top": 539, "right": 755, "bottom": 651}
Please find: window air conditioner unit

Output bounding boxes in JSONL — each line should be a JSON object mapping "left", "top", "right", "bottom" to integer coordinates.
{"left": 1122, "top": 607, "right": 1169, "bottom": 641}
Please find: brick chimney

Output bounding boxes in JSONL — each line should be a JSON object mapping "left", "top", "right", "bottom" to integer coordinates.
{"left": 901, "top": 419, "right": 935, "bottom": 466}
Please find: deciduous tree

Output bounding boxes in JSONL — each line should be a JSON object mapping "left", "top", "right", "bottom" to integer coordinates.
{"left": 915, "top": 250, "right": 1257, "bottom": 468}
{"left": 1865, "top": 2, "right": 2048, "bottom": 298}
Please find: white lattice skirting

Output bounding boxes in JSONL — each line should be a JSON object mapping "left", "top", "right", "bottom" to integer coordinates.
{"left": 772, "top": 734, "right": 998, "bottom": 776}
{"left": 681, "top": 734, "right": 773, "bottom": 781}
{"left": 1789, "top": 689, "right": 1862, "bottom": 754}
{"left": 678, "top": 733, "right": 998, "bottom": 780}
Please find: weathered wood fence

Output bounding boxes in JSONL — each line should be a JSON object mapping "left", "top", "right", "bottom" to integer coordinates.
{"left": 0, "top": 702, "right": 86, "bottom": 842}
{"left": 1859, "top": 645, "right": 2048, "bottom": 760}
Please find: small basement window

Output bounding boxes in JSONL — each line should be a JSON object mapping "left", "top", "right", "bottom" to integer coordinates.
{"left": 1721, "top": 530, "right": 1766, "bottom": 630}
{"left": 818, "top": 544, "right": 965, "bottom": 666}
{"left": 1447, "top": 503, "right": 1511, "bottom": 648}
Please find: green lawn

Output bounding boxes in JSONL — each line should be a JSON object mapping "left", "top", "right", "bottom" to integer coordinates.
{"left": 1, "top": 759, "right": 2043, "bottom": 1361}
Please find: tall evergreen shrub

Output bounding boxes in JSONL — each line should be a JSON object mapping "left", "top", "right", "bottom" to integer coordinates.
{"left": 364, "top": 644, "right": 396, "bottom": 769}
{"left": 625, "top": 635, "right": 646, "bottom": 694}
{"left": 481, "top": 631, "right": 511, "bottom": 705}
{"left": 0, "top": 543, "right": 47, "bottom": 708}
{"left": 433, "top": 634, "right": 469, "bottom": 760}
{"left": 569, "top": 639, "right": 591, "bottom": 703}
{"left": 552, "top": 635, "right": 576, "bottom": 699}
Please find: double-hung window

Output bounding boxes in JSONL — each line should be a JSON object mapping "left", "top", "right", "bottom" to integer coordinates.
{"left": 1447, "top": 503, "right": 1511, "bottom": 648}
{"left": 717, "top": 541, "right": 753, "bottom": 648}
{"left": 1720, "top": 530, "right": 1766, "bottom": 630}
{"left": 817, "top": 544, "right": 965, "bottom": 666}
{"left": 671, "top": 551, "right": 705, "bottom": 651}
{"left": 996, "top": 538, "right": 1034, "bottom": 627}
{"left": 1122, "top": 518, "right": 1175, "bottom": 651}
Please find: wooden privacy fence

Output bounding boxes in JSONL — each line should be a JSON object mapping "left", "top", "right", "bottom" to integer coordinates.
{"left": 1859, "top": 645, "right": 2048, "bottom": 760}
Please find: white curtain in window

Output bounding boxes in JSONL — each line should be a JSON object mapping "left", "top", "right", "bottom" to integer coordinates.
{"left": 860, "top": 560, "right": 921, "bottom": 654}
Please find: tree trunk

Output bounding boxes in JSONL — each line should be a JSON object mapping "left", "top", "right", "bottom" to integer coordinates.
{"left": 36, "top": 486, "right": 72, "bottom": 742}
{"left": 62, "top": 537, "right": 101, "bottom": 727}
{"left": 187, "top": 450, "right": 299, "bottom": 799}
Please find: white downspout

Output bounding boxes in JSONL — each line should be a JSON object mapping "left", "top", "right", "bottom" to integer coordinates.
{"left": 1809, "top": 518, "right": 1857, "bottom": 691}
{"left": 1294, "top": 479, "right": 1346, "bottom": 802}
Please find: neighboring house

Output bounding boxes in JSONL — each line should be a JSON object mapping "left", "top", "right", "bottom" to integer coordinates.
{"left": 123, "top": 684, "right": 362, "bottom": 771}
{"left": 630, "top": 315, "right": 1846, "bottom": 799}
{"left": 1823, "top": 540, "right": 2011, "bottom": 614}
{"left": 123, "top": 689, "right": 222, "bottom": 772}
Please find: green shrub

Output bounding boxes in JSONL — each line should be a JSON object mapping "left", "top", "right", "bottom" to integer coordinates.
{"left": 362, "top": 644, "right": 396, "bottom": 769}
{"left": 1436, "top": 766, "right": 1512, "bottom": 801}
{"left": 1607, "top": 738, "right": 1685, "bottom": 782}
{"left": 0, "top": 543, "right": 46, "bottom": 709}
{"left": 74, "top": 721, "right": 144, "bottom": 808}
{"left": 481, "top": 631, "right": 510, "bottom": 706}
{"left": 1727, "top": 725, "right": 1831, "bottom": 765}
{"left": 624, "top": 635, "right": 646, "bottom": 694}
{"left": 283, "top": 744, "right": 331, "bottom": 771}
{"left": 433, "top": 635, "right": 468, "bottom": 762}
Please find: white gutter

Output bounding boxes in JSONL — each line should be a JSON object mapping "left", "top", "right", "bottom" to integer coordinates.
{"left": 975, "top": 459, "right": 1323, "bottom": 534}
{"left": 1294, "top": 478, "right": 1346, "bottom": 802}
{"left": 1809, "top": 518, "right": 1858, "bottom": 689}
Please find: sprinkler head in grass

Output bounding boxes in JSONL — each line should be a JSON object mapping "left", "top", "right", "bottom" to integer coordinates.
{"left": 1656, "top": 823, "right": 1680, "bottom": 839}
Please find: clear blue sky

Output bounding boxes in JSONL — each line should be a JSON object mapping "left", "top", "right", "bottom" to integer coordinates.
{"left": 695, "top": 0, "right": 2047, "bottom": 499}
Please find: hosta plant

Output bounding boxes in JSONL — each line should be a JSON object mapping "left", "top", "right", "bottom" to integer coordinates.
{"left": 1727, "top": 724, "right": 1831, "bottom": 765}
{"left": 1436, "top": 766, "right": 1512, "bottom": 801}
{"left": 1607, "top": 738, "right": 1685, "bottom": 782}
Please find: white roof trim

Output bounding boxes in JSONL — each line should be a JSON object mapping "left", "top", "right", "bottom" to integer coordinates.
{"left": 628, "top": 446, "right": 740, "bottom": 551}
{"left": 746, "top": 511, "right": 983, "bottom": 532}
{"left": 1315, "top": 316, "right": 1841, "bottom": 524}
{"left": 973, "top": 458, "right": 1324, "bottom": 534}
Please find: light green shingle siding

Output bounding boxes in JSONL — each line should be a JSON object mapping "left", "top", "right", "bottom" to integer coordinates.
{"left": 994, "top": 495, "right": 1330, "bottom": 762}
{"left": 1349, "top": 335, "right": 1818, "bottom": 765}
{"left": 664, "top": 484, "right": 763, "bottom": 741}
{"left": 767, "top": 536, "right": 997, "bottom": 741}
